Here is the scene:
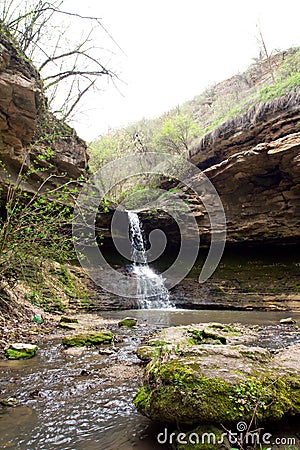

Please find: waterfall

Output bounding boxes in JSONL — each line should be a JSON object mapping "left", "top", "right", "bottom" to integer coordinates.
{"left": 127, "top": 211, "right": 173, "bottom": 309}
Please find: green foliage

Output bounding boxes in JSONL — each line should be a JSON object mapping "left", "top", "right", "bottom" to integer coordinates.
{"left": 188, "top": 327, "right": 227, "bottom": 345}
{"left": 257, "top": 72, "right": 300, "bottom": 102}
{"left": 0, "top": 149, "right": 79, "bottom": 296}
{"left": 154, "top": 112, "right": 202, "bottom": 154}
{"left": 229, "top": 376, "right": 293, "bottom": 421}
{"left": 230, "top": 378, "right": 270, "bottom": 414}
{"left": 88, "top": 133, "right": 121, "bottom": 171}
{"left": 277, "top": 48, "right": 300, "bottom": 79}
{"left": 100, "top": 196, "right": 110, "bottom": 213}
{"left": 134, "top": 359, "right": 298, "bottom": 427}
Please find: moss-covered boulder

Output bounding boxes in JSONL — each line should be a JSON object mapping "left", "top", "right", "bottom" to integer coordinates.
{"left": 62, "top": 331, "right": 113, "bottom": 347}
{"left": 5, "top": 343, "right": 38, "bottom": 359}
{"left": 118, "top": 317, "right": 137, "bottom": 327}
{"left": 133, "top": 323, "right": 300, "bottom": 427}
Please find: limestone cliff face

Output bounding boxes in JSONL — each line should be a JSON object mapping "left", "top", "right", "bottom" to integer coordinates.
{"left": 98, "top": 117, "right": 300, "bottom": 247}
{"left": 188, "top": 92, "right": 300, "bottom": 170}
{"left": 138, "top": 92, "right": 300, "bottom": 246}
{"left": 187, "top": 131, "right": 300, "bottom": 244}
{"left": 0, "top": 31, "right": 39, "bottom": 153}
{"left": 0, "top": 28, "right": 88, "bottom": 192}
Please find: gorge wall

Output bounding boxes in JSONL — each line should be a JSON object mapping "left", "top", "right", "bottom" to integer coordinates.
{"left": 184, "top": 59, "right": 300, "bottom": 244}
{"left": 97, "top": 92, "right": 300, "bottom": 248}
{"left": 0, "top": 27, "right": 88, "bottom": 195}
{"left": 1, "top": 29, "right": 299, "bottom": 248}
{"left": 137, "top": 92, "right": 300, "bottom": 247}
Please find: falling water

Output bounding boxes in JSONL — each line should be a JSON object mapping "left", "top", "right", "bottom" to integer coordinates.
{"left": 127, "top": 211, "right": 173, "bottom": 309}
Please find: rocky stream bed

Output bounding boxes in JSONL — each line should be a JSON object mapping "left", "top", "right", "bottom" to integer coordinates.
{"left": 0, "top": 310, "right": 300, "bottom": 450}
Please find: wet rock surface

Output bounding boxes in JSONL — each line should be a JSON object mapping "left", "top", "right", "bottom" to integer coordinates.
{"left": 95, "top": 106, "right": 300, "bottom": 247}
{"left": 134, "top": 322, "right": 300, "bottom": 426}
{"left": 138, "top": 131, "right": 300, "bottom": 246}
{"left": 89, "top": 248, "right": 300, "bottom": 312}
{"left": 1, "top": 312, "right": 300, "bottom": 449}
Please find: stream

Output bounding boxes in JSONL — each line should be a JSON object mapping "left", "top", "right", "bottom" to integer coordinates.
{"left": 1, "top": 309, "right": 300, "bottom": 450}
{"left": 1, "top": 214, "right": 300, "bottom": 449}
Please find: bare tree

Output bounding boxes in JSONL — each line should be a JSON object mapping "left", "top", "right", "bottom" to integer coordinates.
{"left": 0, "top": 0, "right": 122, "bottom": 121}
{"left": 256, "top": 24, "right": 275, "bottom": 83}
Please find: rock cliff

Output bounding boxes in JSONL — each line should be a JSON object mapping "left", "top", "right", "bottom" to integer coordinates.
{"left": 0, "top": 26, "right": 88, "bottom": 194}
{"left": 94, "top": 58, "right": 300, "bottom": 247}
{"left": 138, "top": 92, "right": 300, "bottom": 246}
{"left": 186, "top": 129, "right": 300, "bottom": 244}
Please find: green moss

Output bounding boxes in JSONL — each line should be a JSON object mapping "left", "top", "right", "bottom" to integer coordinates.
{"left": 25, "top": 286, "right": 66, "bottom": 313}
{"left": 230, "top": 376, "right": 293, "bottom": 421}
{"left": 62, "top": 331, "right": 113, "bottom": 347}
{"left": 25, "top": 264, "right": 92, "bottom": 313}
{"left": 187, "top": 328, "right": 227, "bottom": 345}
{"left": 54, "top": 265, "right": 91, "bottom": 305}
{"left": 286, "top": 376, "right": 300, "bottom": 414}
{"left": 134, "top": 361, "right": 236, "bottom": 425}
{"left": 136, "top": 346, "right": 159, "bottom": 362}
{"left": 133, "top": 360, "right": 300, "bottom": 426}
{"left": 5, "top": 346, "right": 38, "bottom": 360}
{"left": 118, "top": 318, "right": 137, "bottom": 327}
{"left": 133, "top": 385, "right": 152, "bottom": 411}
{"left": 210, "top": 324, "right": 241, "bottom": 335}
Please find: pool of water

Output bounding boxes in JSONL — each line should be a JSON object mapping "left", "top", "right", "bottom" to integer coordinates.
{"left": 101, "top": 308, "right": 300, "bottom": 327}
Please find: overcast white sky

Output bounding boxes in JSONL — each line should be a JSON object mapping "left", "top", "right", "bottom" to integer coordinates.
{"left": 63, "top": 0, "right": 300, "bottom": 141}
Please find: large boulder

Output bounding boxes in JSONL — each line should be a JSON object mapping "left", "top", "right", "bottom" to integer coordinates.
{"left": 134, "top": 323, "right": 300, "bottom": 426}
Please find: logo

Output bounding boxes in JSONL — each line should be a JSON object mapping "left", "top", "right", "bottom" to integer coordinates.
{"left": 157, "top": 423, "right": 297, "bottom": 448}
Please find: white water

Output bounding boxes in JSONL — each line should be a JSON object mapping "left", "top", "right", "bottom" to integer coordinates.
{"left": 127, "top": 211, "right": 173, "bottom": 309}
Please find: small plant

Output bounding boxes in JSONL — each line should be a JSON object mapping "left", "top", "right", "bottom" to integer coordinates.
{"left": 25, "top": 292, "right": 40, "bottom": 305}
{"left": 231, "top": 380, "right": 268, "bottom": 414}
